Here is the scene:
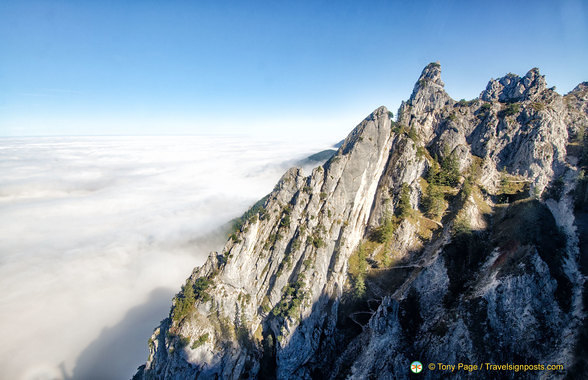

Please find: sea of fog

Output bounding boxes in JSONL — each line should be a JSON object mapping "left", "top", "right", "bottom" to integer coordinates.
{"left": 0, "top": 135, "right": 336, "bottom": 380}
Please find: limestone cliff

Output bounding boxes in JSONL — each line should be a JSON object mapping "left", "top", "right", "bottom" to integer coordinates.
{"left": 134, "top": 64, "right": 587, "bottom": 379}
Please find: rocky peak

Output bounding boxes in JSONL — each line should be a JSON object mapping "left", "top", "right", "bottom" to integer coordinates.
{"left": 399, "top": 62, "right": 451, "bottom": 140}
{"left": 566, "top": 82, "right": 588, "bottom": 104}
{"left": 407, "top": 62, "right": 448, "bottom": 109}
{"left": 570, "top": 81, "right": 588, "bottom": 94}
{"left": 135, "top": 64, "right": 587, "bottom": 380}
{"left": 480, "top": 67, "right": 547, "bottom": 102}
{"left": 410, "top": 61, "right": 444, "bottom": 98}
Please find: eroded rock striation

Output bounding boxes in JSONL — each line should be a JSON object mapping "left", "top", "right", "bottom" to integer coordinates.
{"left": 134, "top": 64, "right": 588, "bottom": 379}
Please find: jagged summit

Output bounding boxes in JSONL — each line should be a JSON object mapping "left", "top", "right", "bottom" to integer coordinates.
{"left": 481, "top": 67, "right": 547, "bottom": 102}
{"left": 408, "top": 62, "right": 448, "bottom": 101}
{"left": 134, "top": 65, "right": 587, "bottom": 380}
{"left": 570, "top": 81, "right": 588, "bottom": 94}
{"left": 403, "top": 62, "right": 451, "bottom": 126}
{"left": 411, "top": 61, "right": 444, "bottom": 97}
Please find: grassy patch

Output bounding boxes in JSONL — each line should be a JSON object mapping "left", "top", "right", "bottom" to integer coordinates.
{"left": 410, "top": 211, "right": 439, "bottom": 240}
{"left": 191, "top": 333, "right": 209, "bottom": 349}
{"left": 453, "top": 214, "right": 472, "bottom": 235}
{"left": 348, "top": 244, "right": 368, "bottom": 298}
{"left": 261, "top": 296, "right": 271, "bottom": 313}
{"left": 497, "top": 170, "right": 528, "bottom": 203}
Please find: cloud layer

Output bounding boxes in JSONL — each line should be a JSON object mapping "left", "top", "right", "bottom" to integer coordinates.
{"left": 0, "top": 135, "right": 333, "bottom": 380}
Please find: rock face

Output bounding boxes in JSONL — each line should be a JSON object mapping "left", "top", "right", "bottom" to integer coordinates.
{"left": 134, "top": 64, "right": 587, "bottom": 379}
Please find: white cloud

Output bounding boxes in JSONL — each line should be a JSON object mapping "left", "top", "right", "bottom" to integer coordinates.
{"left": 0, "top": 135, "right": 334, "bottom": 380}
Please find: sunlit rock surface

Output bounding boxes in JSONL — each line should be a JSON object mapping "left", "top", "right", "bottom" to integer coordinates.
{"left": 135, "top": 64, "right": 587, "bottom": 379}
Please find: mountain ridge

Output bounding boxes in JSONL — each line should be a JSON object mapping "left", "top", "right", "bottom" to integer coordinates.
{"left": 134, "top": 63, "right": 587, "bottom": 379}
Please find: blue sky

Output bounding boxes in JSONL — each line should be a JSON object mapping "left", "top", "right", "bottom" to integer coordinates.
{"left": 0, "top": 0, "right": 586, "bottom": 139}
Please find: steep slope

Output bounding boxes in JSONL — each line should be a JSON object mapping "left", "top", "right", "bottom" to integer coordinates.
{"left": 135, "top": 64, "right": 587, "bottom": 379}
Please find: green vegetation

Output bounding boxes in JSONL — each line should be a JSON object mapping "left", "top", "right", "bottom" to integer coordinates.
{"left": 422, "top": 182, "right": 446, "bottom": 219}
{"left": 530, "top": 102, "right": 545, "bottom": 111}
{"left": 307, "top": 233, "right": 325, "bottom": 249}
{"left": 499, "top": 103, "right": 520, "bottom": 117}
{"left": 408, "top": 127, "right": 419, "bottom": 142}
{"left": 178, "top": 336, "right": 190, "bottom": 348}
{"left": 396, "top": 183, "right": 413, "bottom": 218}
{"left": 320, "top": 192, "right": 328, "bottom": 200}
{"left": 370, "top": 217, "right": 400, "bottom": 244}
{"left": 280, "top": 214, "right": 290, "bottom": 227}
{"left": 172, "top": 280, "right": 197, "bottom": 322}
{"left": 261, "top": 296, "right": 271, "bottom": 313}
{"left": 498, "top": 169, "right": 527, "bottom": 198}
{"left": 275, "top": 254, "right": 290, "bottom": 278}
{"left": 280, "top": 205, "right": 292, "bottom": 228}
{"left": 387, "top": 111, "right": 394, "bottom": 119}
{"left": 461, "top": 177, "right": 474, "bottom": 201}
{"left": 477, "top": 102, "right": 491, "bottom": 119}
{"left": 448, "top": 113, "right": 457, "bottom": 122}
{"left": 191, "top": 333, "right": 209, "bottom": 349}
{"left": 348, "top": 243, "right": 368, "bottom": 299}
{"left": 272, "top": 277, "right": 307, "bottom": 320}
{"left": 391, "top": 123, "right": 419, "bottom": 142}
{"left": 171, "top": 276, "right": 213, "bottom": 322}
{"left": 391, "top": 122, "right": 407, "bottom": 135}
{"left": 575, "top": 170, "right": 588, "bottom": 210}
{"left": 353, "top": 274, "right": 366, "bottom": 299}
{"left": 426, "top": 148, "right": 460, "bottom": 187}
{"left": 544, "top": 176, "right": 565, "bottom": 201}
{"left": 290, "top": 237, "right": 301, "bottom": 252}
{"left": 453, "top": 215, "right": 471, "bottom": 235}
{"left": 193, "top": 277, "right": 212, "bottom": 301}
{"left": 264, "top": 233, "right": 282, "bottom": 250}
{"left": 230, "top": 195, "right": 269, "bottom": 235}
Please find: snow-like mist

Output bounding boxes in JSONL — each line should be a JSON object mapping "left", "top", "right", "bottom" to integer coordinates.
{"left": 0, "top": 136, "right": 335, "bottom": 380}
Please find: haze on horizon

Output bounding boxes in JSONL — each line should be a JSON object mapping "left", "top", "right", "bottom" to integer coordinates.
{"left": 0, "top": 1, "right": 587, "bottom": 380}
{"left": 0, "top": 135, "right": 335, "bottom": 380}
{"left": 1, "top": 0, "right": 587, "bottom": 139}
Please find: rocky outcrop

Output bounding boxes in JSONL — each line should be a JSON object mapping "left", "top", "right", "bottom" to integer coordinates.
{"left": 135, "top": 64, "right": 587, "bottom": 379}
{"left": 481, "top": 68, "right": 547, "bottom": 103}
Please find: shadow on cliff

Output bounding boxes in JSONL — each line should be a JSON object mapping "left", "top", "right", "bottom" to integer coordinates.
{"left": 70, "top": 287, "right": 175, "bottom": 380}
